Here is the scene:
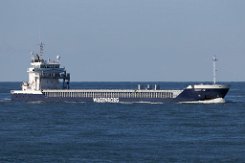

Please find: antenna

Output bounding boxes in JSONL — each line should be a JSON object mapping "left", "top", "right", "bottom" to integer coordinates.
{"left": 212, "top": 56, "right": 218, "bottom": 84}
{"left": 39, "top": 42, "right": 44, "bottom": 57}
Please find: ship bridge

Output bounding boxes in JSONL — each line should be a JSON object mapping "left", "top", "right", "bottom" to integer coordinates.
{"left": 22, "top": 43, "right": 70, "bottom": 91}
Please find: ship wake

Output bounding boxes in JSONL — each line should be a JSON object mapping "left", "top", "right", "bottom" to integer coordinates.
{"left": 179, "top": 98, "right": 225, "bottom": 104}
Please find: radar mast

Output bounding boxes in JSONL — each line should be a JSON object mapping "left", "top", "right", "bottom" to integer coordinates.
{"left": 39, "top": 42, "right": 44, "bottom": 57}
{"left": 212, "top": 56, "right": 218, "bottom": 84}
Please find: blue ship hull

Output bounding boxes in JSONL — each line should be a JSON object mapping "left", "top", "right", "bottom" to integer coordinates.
{"left": 176, "top": 87, "right": 229, "bottom": 101}
{"left": 11, "top": 86, "right": 229, "bottom": 103}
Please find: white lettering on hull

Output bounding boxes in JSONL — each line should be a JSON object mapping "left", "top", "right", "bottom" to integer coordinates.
{"left": 93, "top": 98, "right": 119, "bottom": 103}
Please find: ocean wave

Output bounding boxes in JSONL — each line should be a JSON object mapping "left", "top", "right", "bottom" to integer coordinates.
{"left": 27, "top": 101, "right": 45, "bottom": 104}
{"left": 64, "top": 101, "right": 86, "bottom": 104}
{"left": 0, "top": 98, "right": 11, "bottom": 103}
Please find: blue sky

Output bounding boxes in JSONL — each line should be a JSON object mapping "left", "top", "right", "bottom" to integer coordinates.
{"left": 0, "top": 0, "right": 244, "bottom": 81}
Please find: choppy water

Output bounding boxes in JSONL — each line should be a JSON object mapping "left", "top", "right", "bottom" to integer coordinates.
{"left": 0, "top": 82, "right": 245, "bottom": 162}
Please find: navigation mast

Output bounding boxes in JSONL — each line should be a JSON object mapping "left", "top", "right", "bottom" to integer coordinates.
{"left": 39, "top": 42, "right": 44, "bottom": 57}
{"left": 212, "top": 56, "right": 218, "bottom": 84}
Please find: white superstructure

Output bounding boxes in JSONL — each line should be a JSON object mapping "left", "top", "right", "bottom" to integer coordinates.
{"left": 21, "top": 42, "right": 70, "bottom": 91}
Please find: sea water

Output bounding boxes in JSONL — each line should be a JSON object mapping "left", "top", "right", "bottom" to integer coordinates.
{"left": 0, "top": 82, "right": 245, "bottom": 162}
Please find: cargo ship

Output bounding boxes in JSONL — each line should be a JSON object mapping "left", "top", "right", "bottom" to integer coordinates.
{"left": 11, "top": 43, "right": 229, "bottom": 103}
